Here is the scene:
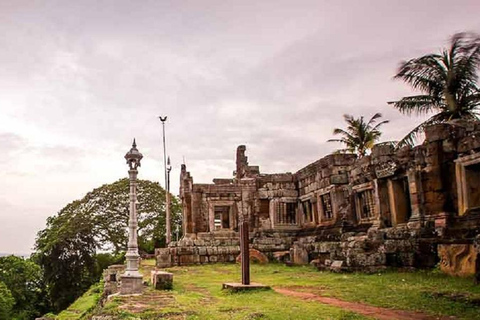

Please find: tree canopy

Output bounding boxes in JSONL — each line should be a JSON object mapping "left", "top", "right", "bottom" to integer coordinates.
{"left": 34, "top": 178, "right": 181, "bottom": 312}
{"left": 389, "top": 32, "right": 480, "bottom": 146}
{"left": 328, "top": 113, "right": 389, "bottom": 157}
{"left": 0, "top": 281, "right": 14, "bottom": 320}
{"left": 0, "top": 255, "right": 48, "bottom": 319}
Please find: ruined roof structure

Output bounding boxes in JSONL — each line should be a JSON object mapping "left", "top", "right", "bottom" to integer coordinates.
{"left": 156, "top": 121, "right": 480, "bottom": 278}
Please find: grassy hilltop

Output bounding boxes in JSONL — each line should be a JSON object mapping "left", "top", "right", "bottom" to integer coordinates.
{"left": 50, "top": 260, "right": 480, "bottom": 320}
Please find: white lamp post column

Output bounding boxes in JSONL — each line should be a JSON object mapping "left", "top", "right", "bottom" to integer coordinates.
{"left": 121, "top": 138, "right": 143, "bottom": 295}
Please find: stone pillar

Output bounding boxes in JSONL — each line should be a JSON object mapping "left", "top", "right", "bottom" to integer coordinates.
{"left": 407, "top": 167, "right": 424, "bottom": 229}
{"left": 372, "top": 179, "right": 383, "bottom": 228}
{"left": 121, "top": 140, "right": 143, "bottom": 295}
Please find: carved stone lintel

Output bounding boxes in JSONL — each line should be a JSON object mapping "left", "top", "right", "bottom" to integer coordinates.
{"left": 375, "top": 161, "right": 397, "bottom": 179}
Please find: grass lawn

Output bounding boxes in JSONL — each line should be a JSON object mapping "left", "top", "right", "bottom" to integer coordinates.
{"left": 54, "top": 282, "right": 103, "bottom": 320}
{"left": 94, "top": 261, "right": 480, "bottom": 320}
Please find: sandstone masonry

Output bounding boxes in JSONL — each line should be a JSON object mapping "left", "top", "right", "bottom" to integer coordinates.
{"left": 156, "top": 121, "right": 480, "bottom": 277}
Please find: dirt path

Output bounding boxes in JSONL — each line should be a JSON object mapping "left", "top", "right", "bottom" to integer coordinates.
{"left": 274, "top": 288, "right": 455, "bottom": 320}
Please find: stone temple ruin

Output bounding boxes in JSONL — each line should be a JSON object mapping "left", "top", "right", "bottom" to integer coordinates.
{"left": 156, "top": 121, "right": 480, "bottom": 278}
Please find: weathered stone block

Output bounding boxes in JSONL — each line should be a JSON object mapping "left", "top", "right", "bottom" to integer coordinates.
{"left": 292, "top": 245, "right": 309, "bottom": 265}
{"left": 458, "top": 135, "right": 480, "bottom": 153}
{"left": 236, "top": 248, "right": 269, "bottom": 264}
{"left": 330, "top": 173, "right": 349, "bottom": 185}
{"left": 120, "top": 274, "right": 143, "bottom": 295}
{"left": 178, "top": 247, "right": 193, "bottom": 255}
{"left": 438, "top": 244, "right": 477, "bottom": 277}
{"left": 425, "top": 123, "right": 452, "bottom": 142}
{"left": 194, "top": 239, "right": 205, "bottom": 246}
{"left": 272, "top": 250, "right": 290, "bottom": 262}
{"left": 330, "top": 260, "right": 344, "bottom": 272}
{"left": 151, "top": 271, "right": 173, "bottom": 290}
{"left": 207, "top": 246, "right": 218, "bottom": 255}
{"left": 179, "top": 255, "right": 194, "bottom": 265}
{"left": 156, "top": 249, "right": 172, "bottom": 268}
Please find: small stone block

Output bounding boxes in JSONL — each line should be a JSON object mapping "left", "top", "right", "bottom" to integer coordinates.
{"left": 222, "top": 282, "right": 270, "bottom": 292}
{"left": 330, "top": 260, "right": 344, "bottom": 272}
{"left": 151, "top": 271, "right": 173, "bottom": 290}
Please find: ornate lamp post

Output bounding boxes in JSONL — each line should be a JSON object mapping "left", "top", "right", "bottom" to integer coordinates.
{"left": 120, "top": 139, "right": 143, "bottom": 295}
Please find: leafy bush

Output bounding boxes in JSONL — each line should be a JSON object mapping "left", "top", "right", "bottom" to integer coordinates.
{"left": 0, "top": 281, "right": 14, "bottom": 320}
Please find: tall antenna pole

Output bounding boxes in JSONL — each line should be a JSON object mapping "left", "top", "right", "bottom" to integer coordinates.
{"left": 159, "top": 116, "right": 171, "bottom": 245}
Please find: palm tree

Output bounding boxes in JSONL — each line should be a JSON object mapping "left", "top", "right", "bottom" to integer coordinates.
{"left": 389, "top": 32, "right": 480, "bottom": 147}
{"left": 328, "top": 113, "right": 389, "bottom": 157}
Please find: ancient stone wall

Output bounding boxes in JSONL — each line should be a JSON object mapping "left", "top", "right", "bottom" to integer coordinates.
{"left": 160, "top": 121, "right": 480, "bottom": 276}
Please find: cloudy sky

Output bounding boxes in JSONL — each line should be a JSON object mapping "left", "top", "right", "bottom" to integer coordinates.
{"left": 1, "top": 0, "right": 479, "bottom": 254}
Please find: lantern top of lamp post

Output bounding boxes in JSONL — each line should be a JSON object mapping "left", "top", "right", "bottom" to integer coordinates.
{"left": 125, "top": 138, "right": 143, "bottom": 170}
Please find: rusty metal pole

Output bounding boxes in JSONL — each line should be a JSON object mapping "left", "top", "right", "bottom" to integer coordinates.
{"left": 240, "top": 221, "right": 250, "bottom": 285}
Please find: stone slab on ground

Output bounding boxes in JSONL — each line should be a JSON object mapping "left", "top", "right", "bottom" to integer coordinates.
{"left": 222, "top": 282, "right": 270, "bottom": 292}
{"left": 151, "top": 270, "right": 173, "bottom": 290}
{"left": 330, "top": 260, "right": 344, "bottom": 272}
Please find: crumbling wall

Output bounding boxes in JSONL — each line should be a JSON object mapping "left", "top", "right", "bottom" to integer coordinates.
{"left": 166, "top": 121, "right": 480, "bottom": 276}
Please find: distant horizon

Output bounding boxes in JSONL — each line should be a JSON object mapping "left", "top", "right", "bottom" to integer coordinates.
{"left": 0, "top": 252, "right": 31, "bottom": 258}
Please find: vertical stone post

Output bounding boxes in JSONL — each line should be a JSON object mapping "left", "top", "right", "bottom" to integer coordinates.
{"left": 407, "top": 167, "right": 425, "bottom": 229}
{"left": 240, "top": 221, "right": 250, "bottom": 285}
{"left": 121, "top": 139, "right": 143, "bottom": 295}
{"left": 125, "top": 168, "right": 141, "bottom": 273}
{"left": 372, "top": 179, "right": 383, "bottom": 228}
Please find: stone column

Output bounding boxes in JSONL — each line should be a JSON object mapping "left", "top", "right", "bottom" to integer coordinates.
{"left": 372, "top": 179, "right": 383, "bottom": 228}
{"left": 407, "top": 167, "right": 425, "bottom": 229}
{"left": 125, "top": 169, "right": 141, "bottom": 274}
{"left": 121, "top": 139, "right": 143, "bottom": 295}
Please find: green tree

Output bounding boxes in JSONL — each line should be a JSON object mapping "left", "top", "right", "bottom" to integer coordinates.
{"left": 389, "top": 32, "right": 480, "bottom": 146}
{"left": 0, "top": 281, "right": 14, "bottom": 320}
{"left": 34, "top": 205, "right": 97, "bottom": 312}
{"left": 0, "top": 256, "right": 48, "bottom": 319}
{"left": 328, "top": 113, "right": 389, "bottom": 157}
{"left": 71, "top": 178, "right": 181, "bottom": 252}
{"left": 34, "top": 178, "right": 181, "bottom": 312}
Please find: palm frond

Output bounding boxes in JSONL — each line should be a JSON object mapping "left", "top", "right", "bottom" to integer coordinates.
{"left": 366, "top": 113, "right": 382, "bottom": 126}
{"left": 388, "top": 95, "right": 441, "bottom": 115}
{"left": 372, "top": 119, "right": 389, "bottom": 131}
{"left": 394, "top": 55, "right": 446, "bottom": 96}
{"left": 396, "top": 113, "right": 445, "bottom": 148}
{"left": 328, "top": 113, "right": 388, "bottom": 157}
{"left": 391, "top": 32, "right": 480, "bottom": 146}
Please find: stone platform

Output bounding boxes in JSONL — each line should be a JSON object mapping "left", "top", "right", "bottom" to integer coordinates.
{"left": 222, "top": 282, "right": 270, "bottom": 292}
{"left": 120, "top": 274, "right": 143, "bottom": 295}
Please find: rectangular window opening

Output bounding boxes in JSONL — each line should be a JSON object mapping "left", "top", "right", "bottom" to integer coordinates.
{"left": 389, "top": 177, "right": 412, "bottom": 225}
{"left": 259, "top": 199, "right": 270, "bottom": 219}
{"left": 214, "top": 206, "right": 230, "bottom": 230}
{"left": 302, "top": 200, "right": 314, "bottom": 223}
{"left": 286, "top": 203, "right": 296, "bottom": 224}
{"left": 356, "top": 189, "right": 375, "bottom": 220}
{"left": 320, "top": 193, "right": 333, "bottom": 220}
{"left": 465, "top": 163, "right": 480, "bottom": 209}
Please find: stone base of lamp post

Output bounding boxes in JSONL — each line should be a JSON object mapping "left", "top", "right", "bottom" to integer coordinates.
{"left": 120, "top": 274, "right": 143, "bottom": 295}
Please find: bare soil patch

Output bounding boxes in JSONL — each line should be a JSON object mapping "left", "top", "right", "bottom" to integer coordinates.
{"left": 274, "top": 287, "right": 456, "bottom": 320}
